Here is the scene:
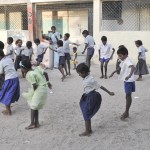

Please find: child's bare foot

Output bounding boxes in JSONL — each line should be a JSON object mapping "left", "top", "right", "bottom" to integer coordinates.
{"left": 61, "top": 76, "right": 66, "bottom": 81}
{"left": 79, "top": 130, "right": 92, "bottom": 137}
{"left": 104, "top": 75, "right": 107, "bottom": 79}
{"left": 2, "top": 110, "right": 11, "bottom": 116}
{"left": 136, "top": 77, "right": 142, "bottom": 81}
{"left": 120, "top": 112, "right": 129, "bottom": 120}
{"left": 68, "top": 73, "right": 71, "bottom": 76}
{"left": 25, "top": 124, "right": 36, "bottom": 130}
{"left": 100, "top": 75, "right": 104, "bottom": 79}
{"left": 35, "top": 123, "right": 40, "bottom": 128}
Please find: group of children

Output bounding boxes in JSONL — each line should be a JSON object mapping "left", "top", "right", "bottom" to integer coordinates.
{"left": 0, "top": 27, "right": 149, "bottom": 136}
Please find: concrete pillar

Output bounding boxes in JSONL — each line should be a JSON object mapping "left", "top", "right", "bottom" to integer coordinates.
{"left": 27, "top": 2, "right": 36, "bottom": 41}
{"left": 93, "top": 0, "right": 101, "bottom": 45}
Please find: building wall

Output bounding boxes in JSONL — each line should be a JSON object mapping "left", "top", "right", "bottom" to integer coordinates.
{"left": 0, "top": 0, "right": 29, "bottom": 4}
{"left": 93, "top": 0, "right": 150, "bottom": 65}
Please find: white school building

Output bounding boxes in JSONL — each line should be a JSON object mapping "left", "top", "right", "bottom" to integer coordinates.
{"left": 0, "top": 0, "right": 150, "bottom": 66}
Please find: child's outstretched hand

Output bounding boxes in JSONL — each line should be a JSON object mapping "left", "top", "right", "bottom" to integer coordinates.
{"left": 109, "top": 72, "right": 114, "bottom": 78}
{"left": 109, "top": 92, "right": 115, "bottom": 96}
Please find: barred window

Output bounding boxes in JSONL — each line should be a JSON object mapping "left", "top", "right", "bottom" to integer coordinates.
{"left": 102, "top": 1, "right": 122, "bottom": 20}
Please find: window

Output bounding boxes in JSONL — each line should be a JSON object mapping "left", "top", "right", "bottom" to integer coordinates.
{"left": 102, "top": 1, "right": 122, "bottom": 20}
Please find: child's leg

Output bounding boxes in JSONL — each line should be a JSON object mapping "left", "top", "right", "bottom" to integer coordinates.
{"left": 100, "top": 62, "right": 104, "bottom": 78}
{"left": 58, "top": 66, "right": 65, "bottom": 81}
{"left": 25, "top": 109, "right": 36, "bottom": 129}
{"left": 73, "top": 64, "right": 76, "bottom": 69}
{"left": 79, "top": 120, "right": 92, "bottom": 137}
{"left": 2, "top": 105, "right": 12, "bottom": 115}
{"left": 121, "top": 93, "right": 132, "bottom": 120}
{"left": 21, "top": 69, "right": 25, "bottom": 78}
{"left": 35, "top": 110, "right": 40, "bottom": 128}
{"left": 67, "top": 60, "right": 71, "bottom": 75}
{"left": 64, "top": 60, "right": 68, "bottom": 75}
{"left": 104, "top": 61, "right": 109, "bottom": 79}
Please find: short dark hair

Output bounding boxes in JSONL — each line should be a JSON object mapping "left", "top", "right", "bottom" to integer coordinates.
{"left": 118, "top": 45, "right": 126, "bottom": 49}
{"left": 21, "top": 60, "right": 32, "bottom": 69}
{"left": 76, "top": 63, "right": 90, "bottom": 74}
{"left": 51, "top": 26, "right": 56, "bottom": 30}
{"left": 135, "top": 40, "right": 143, "bottom": 46}
{"left": 7, "top": 37, "right": 13, "bottom": 43}
{"left": 0, "top": 50, "right": 5, "bottom": 57}
{"left": 82, "top": 30, "right": 89, "bottom": 35}
{"left": 26, "top": 41, "right": 32, "bottom": 48}
{"left": 0, "top": 41, "right": 4, "bottom": 50}
{"left": 73, "top": 47, "right": 77, "bottom": 50}
{"left": 57, "top": 40, "right": 63, "bottom": 47}
{"left": 117, "top": 46, "right": 128, "bottom": 55}
{"left": 15, "top": 39, "right": 22, "bottom": 45}
{"left": 101, "top": 36, "right": 107, "bottom": 41}
{"left": 34, "top": 38, "right": 40, "bottom": 43}
{"left": 65, "top": 33, "right": 70, "bottom": 38}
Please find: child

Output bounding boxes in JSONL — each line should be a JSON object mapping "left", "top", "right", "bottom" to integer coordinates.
{"left": 14, "top": 39, "right": 24, "bottom": 71}
{"left": 0, "top": 46, "right": 20, "bottom": 115}
{"left": 76, "top": 63, "right": 114, "bottom": 137}
{"left": 34, "top": 38, "right": 48, "bottom": 66}
{"left": 63, "top": 33, "right": 79, "bottom": 75}
{"left": 21, "top": 60, "right": 52, "bottom": 129}
{"left": 6, "top": 37, "right": 14, "bottom": 61}
{"left": 134, "top": 40, "right": 149, "bottom": 81}
{"left": 99, "top": 36, "right": 115, "bottom": 79}
{"left": 109, "top": 46, "right": 135, "bottom": 120}
{"left": 50, "top": 40, "right": 66, "bottom": 81}
{"left": 72, "top": 47, "right": 78, "bottom": 69}
{"left": 21, "top": 41, "right": 33, "bottom": 78}
{"left": 82, "top": 30, "right": 95, "bottom": 70}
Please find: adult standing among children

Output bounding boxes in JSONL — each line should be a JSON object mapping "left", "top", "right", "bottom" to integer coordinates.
{"left": 82, "top": 30, "right": 95, "bottom": 70}
{"left": 48, "top": 26, "right": 61, "bottom": 68}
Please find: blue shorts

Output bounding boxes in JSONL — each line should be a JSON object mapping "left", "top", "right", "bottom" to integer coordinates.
{"left": 100, "top": 58, "right": 110, "bottom": 63}
{"left": 124, "top": 82, "right": 135, "bottom": 94}
{"left": 36, "top": 54, "right": 43, "bottom": 63}
{"left": 65, "top": 53, "right": 71, "bottom": 61}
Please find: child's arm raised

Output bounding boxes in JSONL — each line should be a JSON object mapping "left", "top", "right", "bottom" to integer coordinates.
{"left": 100, "top": 86, "right": 115, "bottom": 96}
{"left": 49, "top": 47, "right": 57, "bottom": 52}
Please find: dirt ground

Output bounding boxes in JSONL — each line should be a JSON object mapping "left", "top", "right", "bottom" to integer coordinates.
{"left": 0, "top": 62, "right": 150, "bottom": 150}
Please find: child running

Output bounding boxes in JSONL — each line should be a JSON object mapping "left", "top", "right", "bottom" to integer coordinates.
{"left": 76, "top": 63, "right": 114, "bottom": 137}
{"left": 72, "top": 47, "right": 78, "bottom": 69}
{"left": 109, "top": 46, "right": 135, "bottom": 120}
{"left": 50, "top": 40, "right": 66, "bottom": 81}
{"left": 21, "top": 41, "right": 33, "bottom": 78}
{"left": 5, "top": 37, "right": 14, "bottom": 62}
{"left": 14, "top": 39, "right": 24, "bottom": 71}
{"left": 21, "top": 60, "right": 52, "bottom": 129}
{"left": 134, "top": 40, "right": 149, "bottom": 81}
{"left": 99, "top": 36, "right": 115, "bottom": 79}
{"left": 62, "top": 33, "right": 79, "bottom": 75}
{"left": 34, "top": 38, "right": 48, "bottom": 66}
{"left": 0, "top": 44, "right": 20, "bottom": 115}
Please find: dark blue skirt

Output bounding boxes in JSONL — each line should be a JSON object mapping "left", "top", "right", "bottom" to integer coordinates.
{"left": 0, "top": 77, "right": 20, "bottom": 106}
{"left": 80, "top": 91, "right": 102, "bottom": 121}
{"left": 59, "top": 56, "right": 65, "bottom": 67}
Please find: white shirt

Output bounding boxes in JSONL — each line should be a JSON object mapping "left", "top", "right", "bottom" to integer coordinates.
{"left": 21, "top": 47, "right": 33, "bottom": 57}
{"left": 36, "top": 44, "right": 47, "bottom": 55}
{"left": 138, "top": 45, "right": 147, "bottom": 60}
{"left": 119, "top": 57, "right": 135, "bottom": 82}
{"left": 15, "top": 46, "right": 24, "bottom": 56}
{"left": 49, "top": 31, "right": 61, "bottom": 45}
{"left": 83, "top": 75, "right": 101, "bottom": 94}
{"left": 100, "top": 43, "right": 112, "bottom": 59}
{"left": 85, "top": 35, "right": 95, "bottom": 48}
{"left": 6, "top": 44, "right": 14, "bottom": 59}
{"left": 0, "top": 57, "right": 18, "bottom": 80}
{"left": 57, "top": 47, "right": 65, "bottom": 57}
{"left": 63, "top": 40, "right": 72, "bottom": 53}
